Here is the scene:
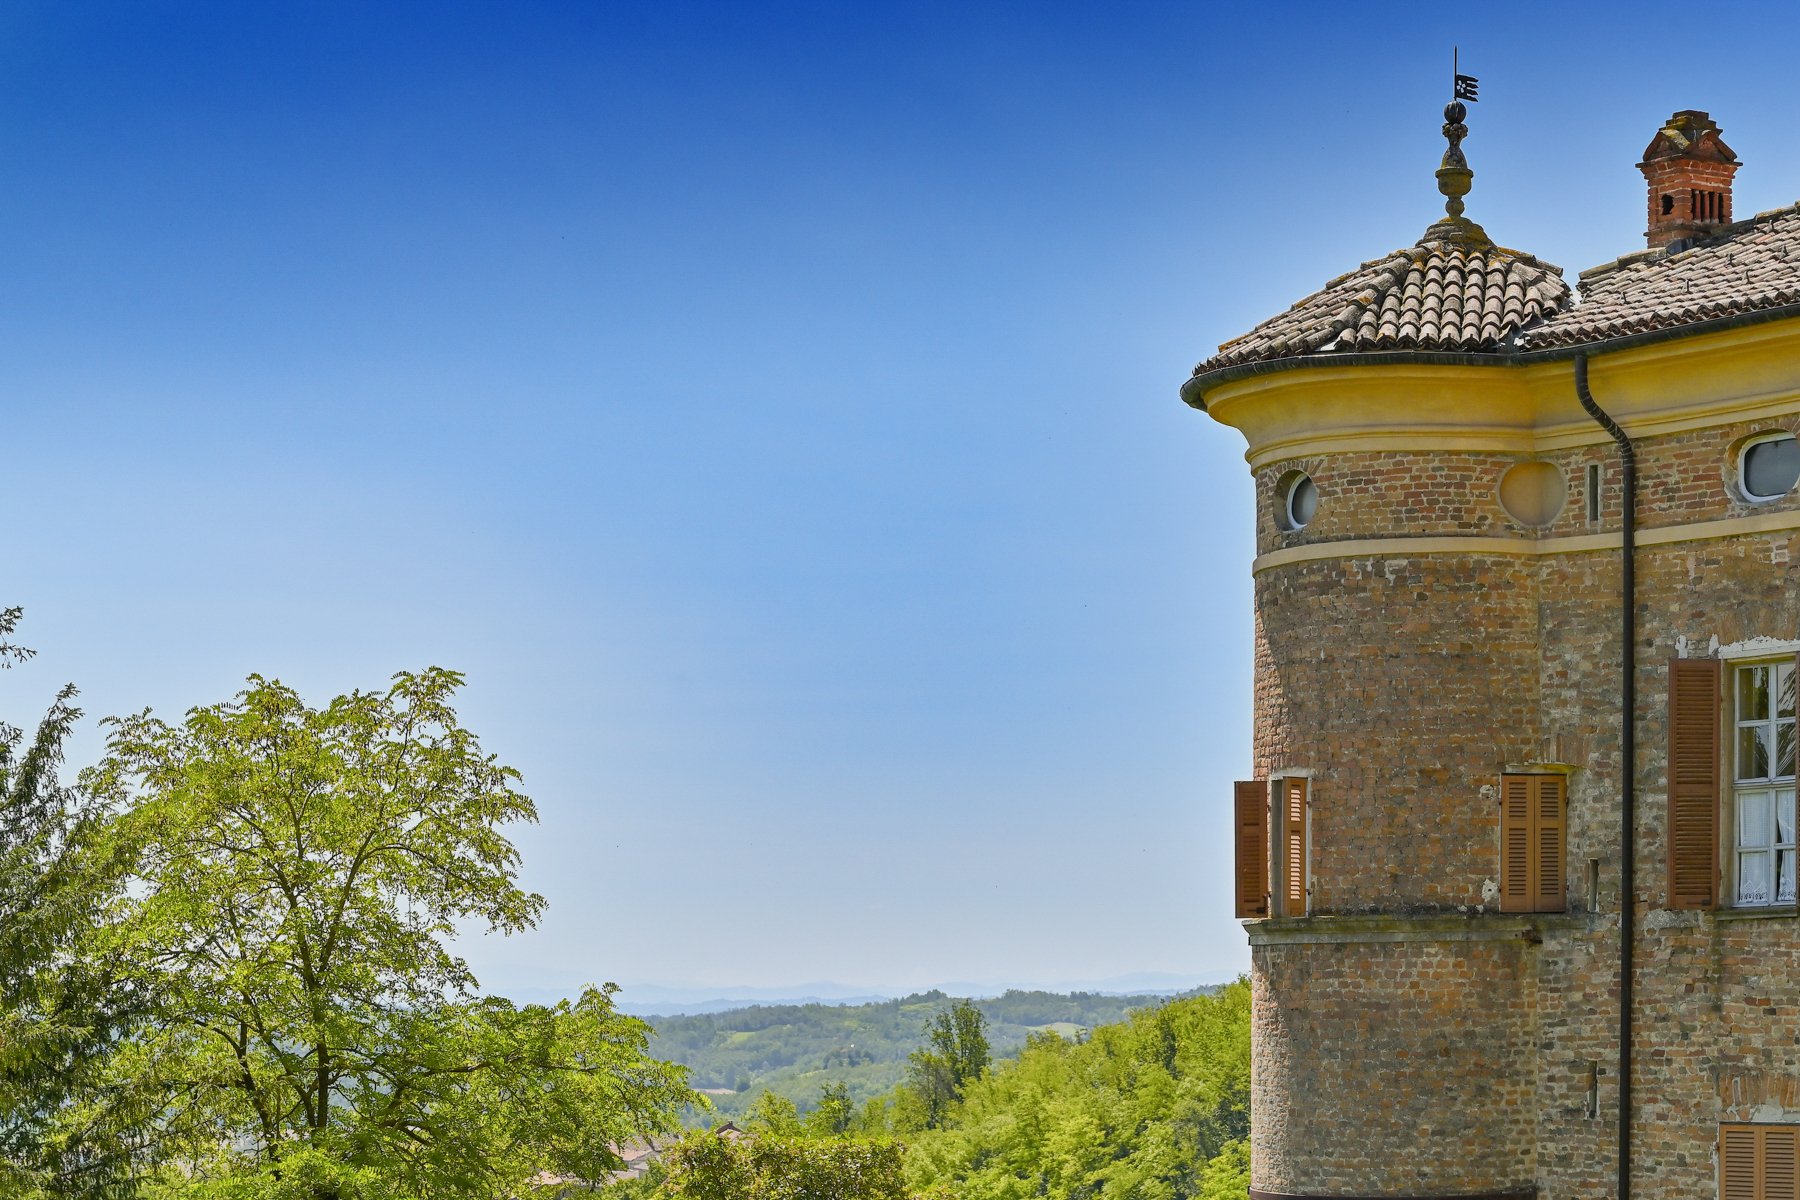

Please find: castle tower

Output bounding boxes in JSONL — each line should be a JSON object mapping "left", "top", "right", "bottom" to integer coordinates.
{"left": 1188, "top": 98, "right": 1800, "bottom": 1200}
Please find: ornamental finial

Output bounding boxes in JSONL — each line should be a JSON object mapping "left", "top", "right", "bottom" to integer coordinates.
{"left": 1421, "top": 53, "right": 1492, "bottom": 249}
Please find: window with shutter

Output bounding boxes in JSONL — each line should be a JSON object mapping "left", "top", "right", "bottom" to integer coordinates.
{"left": 1729, "top": 656, "right": 1797, "bottom": 907}
{"left": 1668, "top": 657, "right": 1723, "bottom": 910}
{"left": 1720, "top": 1123, "right": 1800, "bottom": 1200}
{"left": 1234, "top": 780, "right": 1268, "bottom": 919}
{"left": 1274, "top": 776, "right": 1309, "bottom": 917}
{"left": 1498, "top": 774, "right": 1565, "bottom": 913}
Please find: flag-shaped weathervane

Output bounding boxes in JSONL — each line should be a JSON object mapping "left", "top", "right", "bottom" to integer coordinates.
{"left": 1453, "top": 47, "right": 1479, "bottom": 101}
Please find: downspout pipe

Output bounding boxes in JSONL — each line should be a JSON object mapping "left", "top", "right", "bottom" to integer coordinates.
{"left": 1575, "top": 352, "right": 1636, "bottom": 1200}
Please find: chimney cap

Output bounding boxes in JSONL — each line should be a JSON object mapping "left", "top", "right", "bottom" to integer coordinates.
{"left": 1641, "top": 109, "right": 1738, "bottom": 166}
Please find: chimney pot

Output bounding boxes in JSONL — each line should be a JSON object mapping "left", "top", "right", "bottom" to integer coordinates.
{"left": 1638, "top": 110, "right": 1740, "bottom": 251}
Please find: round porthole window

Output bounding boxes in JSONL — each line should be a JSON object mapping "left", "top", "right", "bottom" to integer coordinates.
{"left": 1742, "top": 432, "right": 1800, "bottom": 502}
{"left": 1279, "top": 472, "right": 1318, "bottom": 531}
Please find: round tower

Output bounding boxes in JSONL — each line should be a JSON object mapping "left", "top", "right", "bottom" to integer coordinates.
{"left": 1189, "top": 94, "right": 1800, "bottom": 1200}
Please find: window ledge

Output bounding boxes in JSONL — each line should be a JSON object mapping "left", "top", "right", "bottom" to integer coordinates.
{"left": 1244, "top": 911, "right": 1589, "bottom": 947}
{"left": 1712, "top": 905, "right": 1799, "bottom": 922}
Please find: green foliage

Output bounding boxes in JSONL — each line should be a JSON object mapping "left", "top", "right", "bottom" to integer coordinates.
{"left": 904, "top": 999, "right": 989, "bottom": 1129}
{"left": 902, "top": 981, "right": 1252, "bottom": 1200}
{"left": 663, "top": 1131, "right": 915, "bottom": 1200}
{"left": 649, "top": 989, "right": 1176, "bottom": 1123}
{"left": 79, "top": 669, "right": 693, "bottom": 1199}
{"left": 804, "top": 1082, "right": 855, "bottom": 1138}
{"left": 0, "top": 609, "right": 143, "bottom": 1200}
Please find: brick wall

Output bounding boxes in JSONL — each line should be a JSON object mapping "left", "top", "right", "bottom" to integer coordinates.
{"left": 1244, "top": 411, "right": 1800, "bottom": 1198}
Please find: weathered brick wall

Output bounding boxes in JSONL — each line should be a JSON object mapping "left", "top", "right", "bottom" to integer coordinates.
{"left": 1250, "top": 933, "right": 1538, "bottom": 1195}
{"left": 1253, "top": 553, "right": 1541, "bottom": 911}
{"left": 1245, "top": 409, "right": 1800, "bottom": 1199}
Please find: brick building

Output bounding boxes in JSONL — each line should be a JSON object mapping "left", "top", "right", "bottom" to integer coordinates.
{"left": 1186, "top": 104, "right": 1800, "bottom": 1200}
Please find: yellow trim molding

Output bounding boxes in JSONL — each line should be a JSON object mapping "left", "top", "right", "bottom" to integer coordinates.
{"left": 1203, "top": 320, "right": 1800, "bottom": 471}
{"left": 1252, "top": 507, "right": 1800, "bottom": 574}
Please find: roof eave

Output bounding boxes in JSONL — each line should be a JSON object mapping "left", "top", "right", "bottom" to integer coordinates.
{"left": 1182, "top": 299, "right": 1800, "bottom": 411}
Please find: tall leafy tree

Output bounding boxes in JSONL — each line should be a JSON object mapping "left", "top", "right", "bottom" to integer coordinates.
{"left": 85, "top": 668, "right": 692, "bottom": 1199}
{"left": 0, "top": 608, "right": 142, "bottom": 1200}
{"left": 904, "top": 999, "right": 989, "bottom": 1129}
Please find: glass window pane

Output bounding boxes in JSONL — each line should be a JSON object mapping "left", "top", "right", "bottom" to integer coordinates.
{"left": 1780, "top": 662, "right": 1796, "bottom": 719}
{"left": 1739, "top": 725, "right": 1773, "bottom": 781}
{"left": 1781, "top": 788, "right": 1797, "bottom": 846}
{"left": 1740, "top": 664, "right": 1770, "bottom": 720}
{"left": 1745, "top": 435, "right": 1800, "bottom": 499}
{"left": 1740, "top": 790, "right": 1773, "bottom": 847}
{"left": 1781, "top": 851, "right": 1797, "bottom": 905}
{"left": 1740, "top": 850, "right": 1773, "bottom": 905}
{"left": 1781, "top": 721, "right": 1796, "bottom": 780}
{"left": 1288, "top": 476, "right": 1317, "bottom": 528}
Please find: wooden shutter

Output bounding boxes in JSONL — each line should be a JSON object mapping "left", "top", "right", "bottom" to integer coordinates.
{"left": 1499, "top": 775, "right": 1534, "bottom": 913}
{"left": 1721, "top": 1124, "right": 1800, "bottom": 1200}
{"left": 1668, "top": 657, "right": 1723, "bottom": 910}
{"left": 1234, "top": 781, "right": 1268, "bottom": 919}
{"left": 1499, "top": 775, "right": 1566, "bottom": 914}
{"left": 1280, "top": 777, "right": 1308, "bottom": 916}
{"left": 1535, "top": 775, "right": 1567, "bottom": 912}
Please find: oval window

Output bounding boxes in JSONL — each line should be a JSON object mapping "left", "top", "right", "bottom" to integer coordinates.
{"left": 1742, "top": 433, "right": 1800, "bottom": 502}
{"left": 1498, "top": 461, "right": 1567, "bottom": 528}
{"left": 1282, "top": 473, "right": 1318, "bottom": 531}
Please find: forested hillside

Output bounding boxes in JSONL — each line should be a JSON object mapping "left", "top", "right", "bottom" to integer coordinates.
{"left": 650, "top": 989, "right": 1174, "bottom": 1121}
{"left": 905, "top": 981, "right": 1251, "bottom": 1198}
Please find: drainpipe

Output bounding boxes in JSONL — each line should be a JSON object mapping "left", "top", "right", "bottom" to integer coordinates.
{"left": 1575, "top": 353, "right": 1636, "bottom": 1200}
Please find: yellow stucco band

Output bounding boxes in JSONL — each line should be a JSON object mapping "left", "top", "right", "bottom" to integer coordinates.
{"left": 1252, "top": 507, "right": 1800, "bottom": 574}
{"left": 1202, "top": 318, "right": 1800, "bottom": 471}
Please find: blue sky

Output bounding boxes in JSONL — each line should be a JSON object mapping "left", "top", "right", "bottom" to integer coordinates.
{"left": 5, "top": 1, "right": 1800, "bottom": 999}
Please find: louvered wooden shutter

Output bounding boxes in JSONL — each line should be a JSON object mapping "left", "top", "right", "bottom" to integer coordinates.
{"left": 1234, "top": 781, "right": 1268, "bottom": 919}
{"left": 1281, "top": 777, "right": 1308, "bottom": 916}
{"left": 1535, "top": 775, "right": 1566, "bottom": 912}
{"left": 1499, "top": 775, "right": 1534, "bottom": 913}
{"left": 1499, "top": 775, "right": 1566, "bottom": 913}
{"left": 1721, "top": 1124, "right": 1800, "bottom": 1200}
{"left": 1668, "top": 657, "right": 1723, "bottom": 910}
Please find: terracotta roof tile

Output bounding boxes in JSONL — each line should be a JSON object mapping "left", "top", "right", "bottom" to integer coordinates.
{"left": 1521, "top": 202, "right": 1800, "bottom": 347}
{"left": 1194, "top": 235, "right": 1571, "bottom": 377}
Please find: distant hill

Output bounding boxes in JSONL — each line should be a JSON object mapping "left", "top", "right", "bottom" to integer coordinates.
{"left": 614, "top": 973, "right": 1228, "bottom": 1016}
{"left": 647, "top": 988, "right": 1206, "bottom": 1122}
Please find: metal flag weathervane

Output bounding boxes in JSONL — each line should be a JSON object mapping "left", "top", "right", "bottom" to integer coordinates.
{"left": 1453, "top": 47, "right": 1479, "bottom": 101}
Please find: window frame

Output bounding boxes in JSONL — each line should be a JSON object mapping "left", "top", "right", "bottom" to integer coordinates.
{"left": 1726, "top": 655, "right": 1798, "bottom": 908}
{"left": 1739, "top": 431, "right": 1800, "bottom": 504}
{"left": 1266, "top": 774, "right": 1312, "bottom": 917}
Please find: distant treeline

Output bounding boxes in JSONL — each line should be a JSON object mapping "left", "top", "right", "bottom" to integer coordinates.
{"left": 648, "top": 988, "right": 1202, "bottom": 1121}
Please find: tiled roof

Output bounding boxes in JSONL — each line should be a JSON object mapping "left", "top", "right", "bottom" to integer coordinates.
{"left": 1195, "top": 230, "right": 1571, "bottom": 377}
{"left": 1521, "top": 203, "right": 1800, "bottom": 348}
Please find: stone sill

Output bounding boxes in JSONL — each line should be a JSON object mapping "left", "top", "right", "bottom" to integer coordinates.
{"left": 1711, "top": 904, "right": 1799, "bottom": 922}
{"left": 1243, "top": 911, "right": 1595, "bottom": 946}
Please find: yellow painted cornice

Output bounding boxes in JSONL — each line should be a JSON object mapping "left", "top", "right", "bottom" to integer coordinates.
{"left": 1202, "top": 319, "right": 1800, "bottom": 471}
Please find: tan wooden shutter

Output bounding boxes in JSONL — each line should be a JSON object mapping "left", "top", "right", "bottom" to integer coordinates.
{"left": 1499, "top": 774, "right": 1534, "bottom": 913}
{"left": 1668, "top": 657, "right": 1723, "bottom": 910}
{"left": 1722, "top": 1125, "right": 1759, "bottom": 1200}
{"left": 1234, "top": 781, "right": 1268, "bottom": 919}
{"left": 1534, "top": 775, "right": 1567, "bottom": 912}
{"left": 1721, "top": 1124, "right": 1800, "bottom": 1200}
{"left": 1769, "top": 1126, "right": 1800, "bottom": 1200}
{"left": 1281, "top": 777, "right": 1308, "bottom": 916}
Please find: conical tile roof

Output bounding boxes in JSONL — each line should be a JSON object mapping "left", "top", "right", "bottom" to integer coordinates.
{"left": 1194, "top": 231, "right": 1572, "bottom": 377}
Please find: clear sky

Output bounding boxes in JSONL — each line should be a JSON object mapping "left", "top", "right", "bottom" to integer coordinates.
{"left": 6, "top": 1, "right": 1800, "bottom": 1000}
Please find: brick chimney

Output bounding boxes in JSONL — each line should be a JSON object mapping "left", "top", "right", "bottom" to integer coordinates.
{"left": 1639, "top": 110, "right": 1740, "bottom": 250}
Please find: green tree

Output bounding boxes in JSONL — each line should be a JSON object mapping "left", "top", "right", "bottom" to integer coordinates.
{"left": 903, "top": 999, "right": 988, "bottom": 1129}
{"left": 804, "top": 1081, "right": 855, "bottom": 1138}
{"left": 742, "top": 1090, "right": 801, "bottom": 1138}
{"left": 84, "top": 669, "right": 693, "bottom": 1200}
{"left": 663, "top": 1130, "right": 916, "bottom": 1200}
{"left": 0, "top": 609, "right": 143, "bottom": 1200}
